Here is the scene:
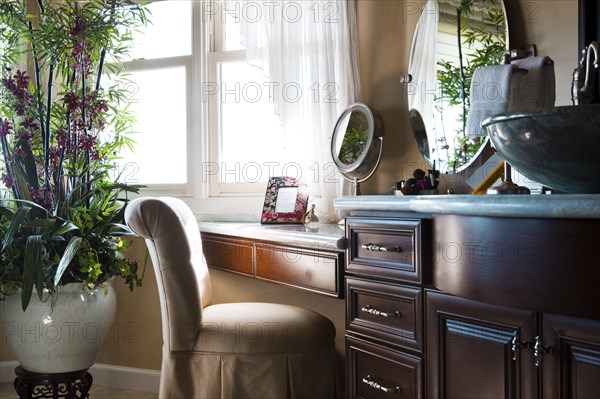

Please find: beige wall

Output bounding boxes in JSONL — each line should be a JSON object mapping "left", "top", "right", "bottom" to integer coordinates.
{"left": 0, "top": 0, "right": 579, "bottom": 370}
{"left": 360, "top": 0, "right": 578, "bottom": 195}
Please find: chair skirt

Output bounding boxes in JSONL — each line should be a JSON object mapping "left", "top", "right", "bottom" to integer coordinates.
{"left": 159, "top": 345, "right": 338, "bottom": 399}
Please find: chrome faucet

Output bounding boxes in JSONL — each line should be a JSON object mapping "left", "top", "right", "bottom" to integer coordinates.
{"left": 571, "top": 41, "right": 600, "bottom": 105}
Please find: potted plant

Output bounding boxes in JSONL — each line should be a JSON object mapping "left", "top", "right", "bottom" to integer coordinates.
{"left": 0, "top": 0, "right": 148, "bottom": 373}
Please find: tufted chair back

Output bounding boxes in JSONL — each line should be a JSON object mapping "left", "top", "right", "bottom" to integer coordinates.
{"left": 125, "top": 197, "right": 212, "bottom": 352}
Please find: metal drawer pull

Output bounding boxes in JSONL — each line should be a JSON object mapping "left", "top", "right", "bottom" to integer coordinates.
{"left": 534, "top": 335, "right": 554, "bottom": 367}
{"left": 511, "top": 333, "right": 531, "bottom": 362}
{"left": 361, "top": 243, "right": 401, "bottom": 252}
{"left": 362, "top": 375, "right": 400, "bottom": 394}
{"left": 361, "top": 305, "right": 401, "bottom": 319}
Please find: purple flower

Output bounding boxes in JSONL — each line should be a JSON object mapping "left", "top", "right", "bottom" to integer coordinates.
{"left": 63, "top": 92, "right": 80, "bottom": 112}
{"left": 1, "top": 76, "right": 17, "bottom": 94}
{"left": 55, "top": 129, "right": 70, "bottom": 149}
{"left": 70, "top": 15, "right": 88, "bottom": 38}
{"left": 21, "top": 117, "right": 39, "bottom": 132}
{"left": 29, "top": 186, "right": 54, "bottom": 210}
{"left": 78, "top": 133, "right": 97, "bottom": 152}
{"left": 14, "top": 103, "right": 26, "bottom": 116}
{"left": 13, "top": 70, "right": 29, "bottom": 90}
{"left": 2, "top": 70, "right": 34, "bottom": 115}
{"left": 2, "top": 174, "right": 14, "bottom": 189}
{"left": 48, "top": 147, "right": 62, "bottom": 173}
{"left": 0, "top": 119, "right": 13, "bottom": 138}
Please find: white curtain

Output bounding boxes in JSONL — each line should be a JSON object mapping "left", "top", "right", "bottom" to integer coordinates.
{"left": 237, "top": 0, "right": 360, "bottom": 222}
{"left": 408, "top": 0, "right": 438, "bottom": 160}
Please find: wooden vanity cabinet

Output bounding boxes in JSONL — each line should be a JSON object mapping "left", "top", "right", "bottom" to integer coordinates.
{"left": 426, "top": 290, "right": 538, "bottom": 398}
{"left": 541, "top": 313, "right": 600, "bottom": 397}
{"left": 426, "top": 290, "right": 600, "bottom": 398}
{"left": 428, "top": 214, "right": 600, "bottom": 398}
{"left": 344, "top": 211, "right": 600, "bottom": 398}
{"left": 345, "top": 216, "right": 430, "bottom": 399}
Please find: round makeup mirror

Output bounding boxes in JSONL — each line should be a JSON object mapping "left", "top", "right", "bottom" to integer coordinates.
{"left": 331, "top": 103, "right": 384, "bottom": 195}
{"left": 408, "top": 0, "right": 508, "bottom": 173}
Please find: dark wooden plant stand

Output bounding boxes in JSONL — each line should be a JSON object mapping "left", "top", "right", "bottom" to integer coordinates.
{"left": 13, "top": 367, "right": 93, "bottom": 399}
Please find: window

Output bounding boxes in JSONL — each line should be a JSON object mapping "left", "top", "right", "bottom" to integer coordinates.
{"left": 122, "top": 0, "right": 358, "bottom": 216}
{"left": 117, "top": 0, "right": 193, "bottom": 193}
{"left": 206, "top": 2, "right": 303, "bottom": 197}
{"left": 122, "top": 0, "right": 295, "bottom": 198}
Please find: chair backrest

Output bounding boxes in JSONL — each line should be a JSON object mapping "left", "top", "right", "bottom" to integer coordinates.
{"left": 125, "top": 197, "right": 212, "bottom": 351}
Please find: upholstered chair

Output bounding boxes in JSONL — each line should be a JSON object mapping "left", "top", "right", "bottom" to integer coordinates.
{"left": 125, "top": 197, "right": 338, "bottom": 399}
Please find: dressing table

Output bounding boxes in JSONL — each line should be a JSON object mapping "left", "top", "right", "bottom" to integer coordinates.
{"left": 198, "top": 222, "right": 346, "bottom": 298}
{"left": 199, "top": 193, "right": 600, "bottom": 398}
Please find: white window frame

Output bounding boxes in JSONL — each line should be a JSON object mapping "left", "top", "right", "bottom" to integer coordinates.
{"left": 122, "top": 1, "right": 271, "bottom": 214}
{"left": 204, "top": 3, "right": 278, "bottom": 198}
{"left": 121, "top": 56, "right": 194, "bottom": 196}
{"left": 117, "top": 0, "right": 200, "bottom": 198}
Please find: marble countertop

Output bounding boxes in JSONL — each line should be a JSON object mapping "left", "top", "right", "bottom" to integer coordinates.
{"left": 198, "top": 195, "right": 598, "bottom": 249}
{"left": 198, "top": 221, "right": 346, "bottom": 250}
{"left": 334, "top": 194, "right": 600, "bottom": 219}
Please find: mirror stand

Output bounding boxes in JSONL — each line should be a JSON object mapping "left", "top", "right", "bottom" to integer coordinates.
{"left": 340, "top": 136, "right": 384, "bottom": 195}
{"left": 331, "top": 103, "right": 384, "bottom": 196}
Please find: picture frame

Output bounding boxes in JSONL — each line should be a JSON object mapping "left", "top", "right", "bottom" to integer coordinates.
{"left": 260, "top": 177, "right": 309, "bottom": 224}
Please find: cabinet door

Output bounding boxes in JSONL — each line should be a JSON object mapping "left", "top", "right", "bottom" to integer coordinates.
{"left": 542, "top": 313, "right": 600, "bottom": 398}
{"left": 426, "top": 290, "right": 537, "bottom": 398}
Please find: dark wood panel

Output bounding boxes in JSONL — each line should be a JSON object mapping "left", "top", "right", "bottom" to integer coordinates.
{"left": 346, "top": 217, "right": 430, "bottom": 284}
{"left": 255, "top": 243, "right": 343, "bottom": 297}
{"left": 347, "top": 336, "right": 422, "bottom": 399}
{"left": 201, "top": 233, "right": 253, "bottom": 275}
{"left": 542, "top": 313, "right": 600, "bottom": 398}
{"left": 432, "top": 214, "right": 600, "bottom": 320}
{"left": 346, "top": 277, "right": 422, "bottom": 352}
{"left": 426, "top": 290, "right": 537, "bottom": 399}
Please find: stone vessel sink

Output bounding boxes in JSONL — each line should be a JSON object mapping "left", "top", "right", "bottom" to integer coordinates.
{"left": 482, "top": 105, "right": 600, "bottom": 193}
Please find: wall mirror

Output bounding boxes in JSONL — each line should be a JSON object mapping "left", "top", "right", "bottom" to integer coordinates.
{"left": 331, "top": 103, "right": 384, "bottom": 195}
{"left": 408, "top": 0, "right": 508, "bottom": 173}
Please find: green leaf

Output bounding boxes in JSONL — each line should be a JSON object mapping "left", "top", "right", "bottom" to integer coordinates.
{"left": 0, "top": 206, "right": 14, "bottom": 219}
{"left": 53, "top": 236, "right": 83, "bottom": 286}
{"left": 26, "top": 219, "right": 60, "bottom": 229}
{"left": 11, "top": 163, "right": 32, "bottom": 202}
{"left": 52, "top": 221, "right": 79, "bottom": 236}
{"left": 22, "top": 235, "right": 43, "bottom": 311}
{"left": 2, "top": 205, "right": 31, "bottom": 252}
{"left": 18, "top": 143, "right": 39, "bottom": 191}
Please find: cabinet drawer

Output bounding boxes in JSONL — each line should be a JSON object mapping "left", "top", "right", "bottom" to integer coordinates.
{"left": 346, "top": 217, "right": 427, "bottom": 284}
{"left": 346, "top": 277, "right": 422, "bottom": 351}
{"left": 255, "top": 243, "right": 342, "bottom": 297}
{"left": 201, "top": 234, "right": 253, "bottom": 276}
{"left": 347, "top": 336, "right": 422, "bottom": 399}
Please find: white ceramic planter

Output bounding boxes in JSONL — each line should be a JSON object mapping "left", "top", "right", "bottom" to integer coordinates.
{"left": 0, "top": 281, "right": 117, "bottom": 373}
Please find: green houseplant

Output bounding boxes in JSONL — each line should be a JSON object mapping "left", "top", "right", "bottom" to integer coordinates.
{"left": 0, "top": 0, "right": 148, "bottom": 373}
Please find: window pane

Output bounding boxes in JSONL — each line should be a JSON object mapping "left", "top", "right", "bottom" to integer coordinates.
{"left": 219, "top": 62, "right": 295, "bottom": 183}
{"left": 128, "top": 1, "right": 192, "bottom": 60}
{"left": 119, "top": 67, "right": 187, "bottom": 185}
{"left": 224, "top": 6, "right": 245, "bottom": 51}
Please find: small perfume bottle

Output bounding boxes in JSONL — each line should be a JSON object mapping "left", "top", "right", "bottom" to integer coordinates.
{"left": 302, "top": 204, "right": 319, "bottom": 228}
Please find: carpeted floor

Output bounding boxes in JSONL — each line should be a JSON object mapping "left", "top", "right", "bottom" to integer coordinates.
{"left": 0, "top": 382, "right": 157, "bottom": 399}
